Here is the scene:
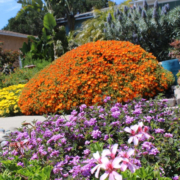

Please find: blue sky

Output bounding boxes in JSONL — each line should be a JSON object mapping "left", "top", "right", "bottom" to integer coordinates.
{"left": 0, "top": 0, "right": 125, "bottom": 30}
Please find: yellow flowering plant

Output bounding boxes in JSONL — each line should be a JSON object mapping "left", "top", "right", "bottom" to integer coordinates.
{"left": 0, "top": 84, "right": 25, "bottom": 117}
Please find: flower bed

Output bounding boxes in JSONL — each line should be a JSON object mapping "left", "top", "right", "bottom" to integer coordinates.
{"left": 0, "top": 84, "right": 25, "bottom": 117}
{"left": 0, "top": 97, "right": 180, "bottom": 179}
{"left": 18, "top": 40, "right": 174, "bottom": 115}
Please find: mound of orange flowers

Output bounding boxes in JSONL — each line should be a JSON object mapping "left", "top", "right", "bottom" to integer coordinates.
{"left": 18, "top": 41, "right": 174, "bottom": 115}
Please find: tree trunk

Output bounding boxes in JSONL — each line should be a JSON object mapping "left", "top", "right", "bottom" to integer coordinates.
{"left": 67, "top": 15, "right": 75, "bottom": 32}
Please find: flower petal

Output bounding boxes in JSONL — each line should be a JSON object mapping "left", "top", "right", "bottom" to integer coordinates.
{"left": 112, "top": 157, "right": 122, "bottom": 168}
{"left": 111, "top": 144, "right": 118, "bottom": 155}
{"left": 91, "top": 164, "right": 99, "bottom": 174}
{"left": 95, "top": 165, "right": 102, "bottom": 178}
{"left": 133, "top": 136, "right": 139, "bottom": 146}
{"left": 124, "top": 127, "right": 131, "bottom": 133}
{"left": 93, "top": 151, "right": 100, "bottom": 160}
{"left": 112, "top": 171, "right": 122, "bottom": 180}
{"left": 121, "top": 162, "right": 127, "bottom": 172}
{"left": 128, "top": 136, "right": 133, "bottom": 144}
{"left": 101, "top": 157, "right": 110, "bottom": 166}
{"left": 100, "top": 172, "right": 109, "bottom": 180}
{"left": 102, "top": 149, "right": 111, "bottom": 157}
{"left": 127, "top": 148, "right": 134, "bottom": 157}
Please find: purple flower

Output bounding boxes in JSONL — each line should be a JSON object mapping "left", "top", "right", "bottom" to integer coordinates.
{"left": 104, "top": 96, "right": 111, "bottom": 103}
{"left": 31, "top": 153, "right": 38, "bottom": 160}
{"left": 80, "top": 104, "right": 87, "bottom": 112}
{"left": 43, "top": 129, "right": 53, "bottom": 138}
{"left": 17, "top": 162, "right": 24, "bottom": 167}
{"left": 164, "top": 133, "right": 173, "bottom": 138}
{"left": 85, "top": 141, "right": 90, "bottom": 145}
{"left": 154, "top": 128, "right": 165, "bottom": 134}
{"left": 55, "top": 118, "right": 64, "bottom": 126}
{"left": 172, "top": 175, "right": 179, "bottom": 180}
{"left": 125, "top": 116, "right": 135, "bottom": 124}
{"left": 104, "top": 135, "right": 109, "bottom": 141}
{"left": 83, "top": 149, "right": 91, "bottom": 155}
{"left": 91, "top": 130, "right": 102, "bottom": 139}
{"left": 112, "top": 111, "right": 121, "bottom": 118}
{"left": 133, "top": 108, "right": 142, "bottom": 115}
{"left": 111, "top": 106, "right": 119, "bottom": 112}
{"left": 50, "top": 150, "right": 59, "bottom": 157}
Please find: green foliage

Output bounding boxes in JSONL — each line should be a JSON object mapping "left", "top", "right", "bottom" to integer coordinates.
{"left": 1, "top": 59, "right": 51, "bottom": 87}
{"left": 3, "top": 0, "right": 46, "bottom": 36}
{"left": 1, "top": 64, "right": 47, "bottom": 87}
{"left": 74, "top": 0, "right": 132, "bottom": 45}
{"left": 121, "top": 166, "right": 171, "bottom": 180}
{"left": 0, "top": 41, "right": 20, "bottom": 70}
{"left": 43, "top": 13, "right": 57, "bottom": 30}
{"left": 104, "top": 2, "right": 180, "bottom": 61}
{"left": 0, "top": 158, "right": 53, "bottom": 180}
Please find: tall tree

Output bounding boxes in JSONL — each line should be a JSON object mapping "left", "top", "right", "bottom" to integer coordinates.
{"left": 18, "top": 0, "right": 108, "bottom": 32}
{"left": 3, "top": 0, "right": 47, "bottom": 36}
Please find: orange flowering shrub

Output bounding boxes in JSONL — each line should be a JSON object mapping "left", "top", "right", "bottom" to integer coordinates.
{"left": 18, "top": 41, "right": 174, "bottom": 115}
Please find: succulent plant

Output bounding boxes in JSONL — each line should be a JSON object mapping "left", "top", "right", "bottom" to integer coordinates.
{"left": 104, "top": 1, "right": 180, "bottom": 62}
{"left": 141, "top": 10, "right": 147, "bottom": 18}
{"left": 138, "top": 6, "right": 142, "bottom": 14}
{"left": 154, "top": 0, "right": 159, "bottom": 10}
{"left": 143, "top": 0, "right": 148, "bottom": 10}
{"left": 124, "top": 6, "right": 128, "bottom": 14}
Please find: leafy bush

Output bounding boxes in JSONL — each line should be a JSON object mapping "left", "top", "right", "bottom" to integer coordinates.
{"left": 169, "top": 39, "right": 180, "bottom": 61}
{"left": 1, "top": 60, "right": 51, "bottom": 87}
{"left": 0, "top": 158, "right": 52, "bottom": 180}
{"left": 0, "top": 41, "right": 20, "bottom": 70}
{"left": 18, "top": 40, "right": 174, "bottom": 115}
{"left": 1, "top": 97, "right": 180, "bottom": 179}
{"left": 104, "top": 2, "right": 180, "bottom": 61}
{"left": 0, "top": 84, "right": 25, "bottom": 117}
{"left": 1, "top": 68, "right": 39, "bottom": 87}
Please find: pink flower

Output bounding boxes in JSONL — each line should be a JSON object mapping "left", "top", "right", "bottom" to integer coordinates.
{"left": 119, "top": 148, "right": 137, "bottom": 173}
{"left": 91, "top": 151, "right": 106, "bottom": 178}
{"left": 102, "top": 144, "right": 118, "bottom": 159}
{"left": 100, "top": 157, "right": 123, "bottom": 180}
{"left": 137, "top": 122, "right": 152, "bottom": 140}
{"left": 124, "top": 124, "right": 142, "bottom": 146}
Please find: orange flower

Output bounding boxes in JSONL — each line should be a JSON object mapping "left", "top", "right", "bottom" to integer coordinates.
{"left": 18, "top": 40, "right": 174, "bottom": 115}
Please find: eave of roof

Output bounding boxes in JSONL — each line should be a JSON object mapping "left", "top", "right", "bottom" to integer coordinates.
{"left": 0, "top": 30, "right": 32, "bottom": 38}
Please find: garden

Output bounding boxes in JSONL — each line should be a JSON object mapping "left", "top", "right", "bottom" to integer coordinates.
{"left": 0, "top": 0, "right": 180, "bottom": 179}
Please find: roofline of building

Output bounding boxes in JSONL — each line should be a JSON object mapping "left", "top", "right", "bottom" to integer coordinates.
{"left": 130, "top": 0, "right": 179, "bottom": 4}
{"left": 56, "top": 5, "right": 122, "bottom": 24}
{"left": 0, "top": 31, "right": 30, "bottom": 38}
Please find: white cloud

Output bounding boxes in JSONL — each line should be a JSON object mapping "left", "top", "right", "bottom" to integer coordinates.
{"left": 7, "top": 4, "right": 21, "bottom": 11}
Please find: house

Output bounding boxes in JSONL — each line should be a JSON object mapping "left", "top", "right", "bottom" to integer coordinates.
{"left": 57, "top": 0, "right": 180, "bottom": 35}
{"left": 0, "top": 30, "right": 30, "bottom": 68}
{"left": 130, "top": 0, "right": 180, "bottom": 8}
{"left": 56, "top": 6, "right": 117, "bottom": 35}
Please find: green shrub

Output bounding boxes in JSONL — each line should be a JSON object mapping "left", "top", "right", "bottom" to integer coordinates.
{"left": 104, "top": 1, "right": 180, "bottom": 61}
{"left": 0, "top": 41, "right": 20, "bottom": 70}
{"left": 1, "top": 60, "right": 51, "bottom": 87}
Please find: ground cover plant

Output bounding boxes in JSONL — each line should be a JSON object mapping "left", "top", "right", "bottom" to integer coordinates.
{"left": 0, "top": 41, "right": 20, "bottom": 71}
{"left": 0, "top": 84, "right": 25, "bottom": 117}
{"left": 104, "top": 2, "right": 180, "bottom": 61}
{"left": 1, "top": 97, "right": 180, "bottom": 179}
{"left": 18, "top": 40, "right": 174, "bottom": 115}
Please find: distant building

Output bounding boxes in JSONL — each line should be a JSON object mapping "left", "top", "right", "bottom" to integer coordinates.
{"left": 0, "top": 30, "right": 32, "bottom": 68}
{"left": 130, "top": 0, "right": 180, "bottom": 9}
{"left": 56, "top": 6, "right": 117, "bottom": 35}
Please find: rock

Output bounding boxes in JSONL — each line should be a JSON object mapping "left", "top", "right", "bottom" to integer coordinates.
{"left": 174, "top": 86, "right": 180, "bottom": 105}
{"left": 166, "top": 98, "right": 176, "bottom": 107}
